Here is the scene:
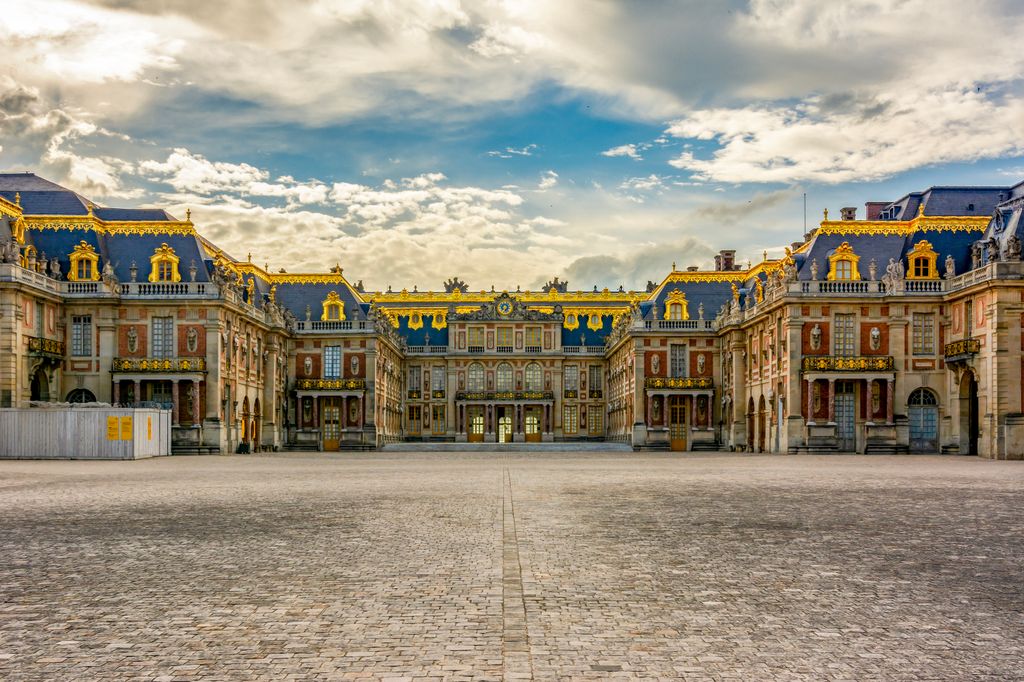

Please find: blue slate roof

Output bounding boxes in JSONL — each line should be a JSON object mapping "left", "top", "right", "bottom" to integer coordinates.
{"left": 273, "top": 281, "right": 365, "bottom": 321}
{"left": 799, "top": 232, "right": 908, "bottom": 280}
{"left": 0, "top": 190, "right": 89, "bottom": 215}
{"left": 882, "top": 187, "right": 1009, "bottom": 220}
{"left": 103, "top": 233, "right": 210, "bottom": 283}
{"left": 647, "top": 281, "right": 735, "bottom": 322}
{"left": 95, "top": 207, "right": 177, "bottom": 222}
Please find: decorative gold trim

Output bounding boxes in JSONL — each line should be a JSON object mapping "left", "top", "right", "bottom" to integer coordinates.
{"left": 905, "top": 239, "right": 939, "bottom": 280}
{"left": 943, "top": 338, "right": 981, "bottom": 359}
{"left": 0, "top": 194, "right": 21, "bottom": 220}
{"left": 563, "top": 312, "right": 580, "bottom": 331}
{"left": 321, "top": 291, "right": 346, "bottom": 321}
{"left": 816, "top": 215, "right": 989, "bottom": 237}
{"left": 297, "top": 378, "right": 366, "bottom": 390}
{"left": 148, "top": 243, "right": 181, "bottom": 282}
{"left": 112, "top": 357, "right": 207, "bottom": 372}
{"left": 663, "top": 289, "right": 690, "bottom": 320}
{"left": 827, "top": 241, "right": 861, "bottom": 281}
{"left": 24, "top": 215, "right": 197, "bottom": 236}
{"left": 68, "top": 241, "right": 100, "bottom": 282}
{"left": 367, "top": 290, "right": 639, "bottom": 304}
{"left": 644, "top": 377, "right": 713, "bottom": 389}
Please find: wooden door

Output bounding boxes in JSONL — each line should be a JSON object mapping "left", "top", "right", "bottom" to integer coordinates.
{"left": 525, "top": 407, "right": 541, "bottom": 443}
{"left": 322, "top": 397, "right": 341, "bottom": 451}
{"left": 468, "top": 407, "right": 484, "bottom": 443}
{"left": 669, "top": 395, "right": 687, "bottom": 451}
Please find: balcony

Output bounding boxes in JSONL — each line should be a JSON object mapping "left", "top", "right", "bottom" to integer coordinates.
{"left": 408, "top": 389, "right": 421, "bottom": 399}
{"left": 524, "top": 345, "right": 542, "bottom": 353}
{"left": 296, "top": 378, "right": 366, "bottom": 391}
{"left": 496, "top": 345, "right": 513, "bottom": 353}
{"left": 455, "top": 390, "right": 555, "bottom": 402}
{"left": 644, "top": 319, "right": 716, "bottom": 331}
{"left": 294, "top": 320, "right": 374, "bottom": 333}
{"left": 644, "top": 377, "right": 713, "bottom": 390}
{"left": 112, "top": 357, "right": 207, "bottom": 373}
{"left": 468, "top": 345, "right": 485, "bottom": 353}
{"left": 432, "top": 390, "right": 445, "bottom": 399}
{"left": 801, "top": 356, "right": 895, "bottom": 372}
{"left": 119, "top": 281, "right": 217, "bottom": 298}
{"left": 588, "top": 389, "right": 604, "bottom": 399}
{"left": 564, "top": 389, "right": 578, "bottom": 399}
{"left": 944, "top": 338, "right": 981, "bottom": 363}
{"left": 562, "top": 345, "right": 605, "bottom": 354}
{"left": 406, "top": 345, "right": 447, "bottom": 354}
{"left": 28, "top": 336, "right": 65, "bottom": 358}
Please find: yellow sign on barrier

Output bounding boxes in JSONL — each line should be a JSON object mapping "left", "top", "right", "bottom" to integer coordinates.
{"left": 106, "top": 416, "right": 119, "bottom": 440}
{"left": 119, "top": 416, "right": 133, "bottom": 440}
{"left": 147, "top": 416, "right": 152, "bottom": 440}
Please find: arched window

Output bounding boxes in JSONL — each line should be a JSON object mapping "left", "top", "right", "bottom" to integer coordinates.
{"left": 496, "top": 363, "right": 513, "bottom": 392}
{"left": 148, "top": 243, "right": 181, "bottom": 282}
{"left": 68, "top": 241, "right": 100, "bottom": 282}
{"left": 467, "top": 363, "right": 485, "bottom": 392}
{"left": 906, "top": 240, "right": 939, "bottom": 280}
{"left": 908, "top": 387, "right": 938, "bottom": 406}
{"left": 663, "top": 289, "right": 689, "bottom": 320}
{"left": 65, "top": 388, "right": 96, "bottom": 404}
{"left": 525, "top": 362, "right": 543, "bottom": 391}
{"left": 827, "top": 242, "right": 861, "bottom": 281}
{"left": 321, "top": 291, "right": 345, "bottom": 321}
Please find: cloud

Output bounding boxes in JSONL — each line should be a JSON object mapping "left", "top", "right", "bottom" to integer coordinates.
{"left": 619, "top": 174, "right": 666, "bottom": 192}
{"left": 602, "top": 144, "right": 643, "bottom": 160}
{"left": 564, "top": 236, "right": 717, "bottom": 291}
{"left": 667, "top": 87, "right": 1024, "bottom": 184}
{"left": 487, "top": 144, "right": 538, "bottom": 158}
{"left": 537, "top": 170, "right": 558, "bottom": 191}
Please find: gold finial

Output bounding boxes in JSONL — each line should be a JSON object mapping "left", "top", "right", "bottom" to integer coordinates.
{"left": 763, "top": 250, "right": 768, "bottom": 262}
{"left": 823, "top": 208, "right": 829, "bottom": 221}
{"left": 14, "top": 192, "right": 20, "bottom": 207}
{"left": 247, "top": 252, "right": 252, "bottom": 262}
{"left": 87, "top": 203, "right": 94, "bottom": 216}
{"left": 264, "top": 262, "right": 269, "bottom": 272}
{"left": 672, "top": 261, "right": 677, "bottom": 271}
{"left": 918, "top": 203, "right": 925, "bottom": 217}
{"left": 186, "top": 207, "right": 191, "bottom": 221}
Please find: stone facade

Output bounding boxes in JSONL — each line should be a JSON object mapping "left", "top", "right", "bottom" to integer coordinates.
{"left": 2, "top": 173, "right": 1024, "bottom": 457}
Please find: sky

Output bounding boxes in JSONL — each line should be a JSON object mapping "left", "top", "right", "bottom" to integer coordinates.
{"left": 2, "top": 0, "right": 1024, "bottom": 291}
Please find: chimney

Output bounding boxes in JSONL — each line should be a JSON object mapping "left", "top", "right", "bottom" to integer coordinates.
{"left": 864, "top": 202, "right": 887, "bottom": 220}
{"left": 840, "top": 206, "right": 857, "bottom": 221}
{"left": 718, "top": 249, "right": 736, "bottom": 271}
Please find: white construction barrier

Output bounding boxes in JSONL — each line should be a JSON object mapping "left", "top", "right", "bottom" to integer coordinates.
{"left": 0, "top": 406, "right": 171, "bottom": 459}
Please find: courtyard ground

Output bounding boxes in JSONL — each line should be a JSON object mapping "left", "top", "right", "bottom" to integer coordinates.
{"left": 0, "top": 452, "right": 1022, "bottom": 681}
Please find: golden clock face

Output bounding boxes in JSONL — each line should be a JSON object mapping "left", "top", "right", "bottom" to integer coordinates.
{"left": 497, "top": 300, "right": 513, "bottom": 316}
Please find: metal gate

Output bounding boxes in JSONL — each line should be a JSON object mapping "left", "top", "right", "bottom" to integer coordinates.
{"left": 908, "top": 388, "right": 939, "bottom": 452}
{"left": 835, "top": 382, "right": 855, "bottom": 451}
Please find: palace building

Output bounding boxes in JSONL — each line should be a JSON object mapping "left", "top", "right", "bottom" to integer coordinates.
{"left": 2, "top": 172, "right": 1023, "bottom": 458}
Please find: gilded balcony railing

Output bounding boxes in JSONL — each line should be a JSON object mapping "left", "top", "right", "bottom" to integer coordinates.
{"left": 296, "top": 378, "right": 366, "bottom": 390}
{"left": 455, "top": 390, "right": 555, "bottom": 401}
{"left": 943, "top": 338, "right": 981, "bottom": 359}
{"left": 801, "top": 356, "right": 895, "bottom": 372}
{"left": 112, "top": 357, "right": 207, "bottom": 372}
{"left": 27, "top": 336, "right": 65, "bottom": 357}
{"left": 644, "top": 377, "right": 714, "bottom": 389}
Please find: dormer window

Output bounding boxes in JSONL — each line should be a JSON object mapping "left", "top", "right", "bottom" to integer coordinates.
{"left": 68, "top": 241, "right": 100, "bottom": 282}
{"left": 148, "top": 243, "right": 181, "bottom": 282}
{"left": 663, "top": 289, "right": 690, "bottom": 321}
{"left": 827, "top": 242, "right": 861, "bottom": 281}
{"left": 906, "top": 240, "right": 939, "bottom": 280}
{"left": 321, "top": 291, "right": 346, "bottom": 321}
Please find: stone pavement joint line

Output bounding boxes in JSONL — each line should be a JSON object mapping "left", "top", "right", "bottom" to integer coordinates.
{"left": 503, "top": 464, "right": 534, "bottom": 681}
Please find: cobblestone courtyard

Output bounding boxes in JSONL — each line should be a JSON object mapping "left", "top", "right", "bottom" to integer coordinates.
{"left": 1, "top": 453, "right": 1023, "bottom": 681}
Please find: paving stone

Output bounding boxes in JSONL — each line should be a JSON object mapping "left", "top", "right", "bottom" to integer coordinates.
{"left": 0, "top": 452, "right": 1022, "bottom": 680}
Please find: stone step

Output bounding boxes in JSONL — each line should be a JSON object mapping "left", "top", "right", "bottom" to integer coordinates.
{"left": 381, "top": 442, "right": 634, "bottom": 453}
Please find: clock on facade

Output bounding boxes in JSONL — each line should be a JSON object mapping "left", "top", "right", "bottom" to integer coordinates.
{"left": 497, "top": 300, "right": 513, "bottom": 316}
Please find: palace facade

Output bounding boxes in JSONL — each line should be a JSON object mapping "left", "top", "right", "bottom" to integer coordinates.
{"left": 2, "top": 172, "right": 1023, "bottom": 458}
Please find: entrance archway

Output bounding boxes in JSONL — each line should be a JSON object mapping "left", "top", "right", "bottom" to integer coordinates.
{"left": 30, "top": 368, "right": 49, "bottom": 402}
{"left": 959, "top": 372, "right": 979, "bottom": 455}
{"left": 757, "top": 395, "right": 766, "bottom": 452}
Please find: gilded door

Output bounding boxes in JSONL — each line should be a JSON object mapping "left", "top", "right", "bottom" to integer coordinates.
{"left": 669, "top": 395, "right": 687, "bottom": 451}
{"left": 322, "top": 397, "right": 341, "bottom": 451}
{"left": 525, "top": 407, "right": 541, "bottom": 443}
{"left": 468, "top": 407, "right": 485, "bottom": 443}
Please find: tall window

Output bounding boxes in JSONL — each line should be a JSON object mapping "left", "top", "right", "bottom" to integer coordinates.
{"left": 965, "top": 299, "right": 974, "bottom": 336}
{"left": 497, "top": 327, "right": 513, "bottom": 351}
{"left": 71, "top": 315, "right": 92, "bottom": 357}
{"left": 468, "top": 326, "right": 484, "bottom": 351}
{"left": 432, "top": 366, "right": 446, "bottom": 393}
{"left": 834, "top": 260, "right": 852, "bottom": 280}
{"left": 833, "top": 314, "right": 855, "bottom": 356}
{"left": 563, "top": 365, "right": 579, "bottom": 392}
{"left": 467, "top": 363, "right": 485, "bottom": 391}
{"left": 408, "top": 365, "right": 422, "bottom": 393}
{"left": 912, "top": 314, "right": 935, "bottom": 355}
{"left": 589, "top": 365, "right": 602, "bottom": 393}
{"left": 496, "top": 363, "right": 513, "bottom": 391}
{"left": 525, "top": 326, "right": 541, "bottom": 350}
{"left": 588, "top": 409, "right": 603, "bottom": 434}
{"left": 324, "top": 346, "right": 341, "bottom": 378}
{"left": 151, "top": 317, "right": 174, "bottom": 358}
{"left": 563, "top": 405, "right": 578, "bottom": 434}
{"left": 668, "top": 303, "right": 683, "bottom": 320}
{"left": 525, "top": 362, "right": 543, "bottom": 391}
{"left": 670, "top": 345, "right": 687, "bottom": 377}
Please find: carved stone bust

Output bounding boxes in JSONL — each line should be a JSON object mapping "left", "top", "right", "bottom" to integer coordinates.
{"left": 810, "top": 324, "right": 822, "bottom": 351}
